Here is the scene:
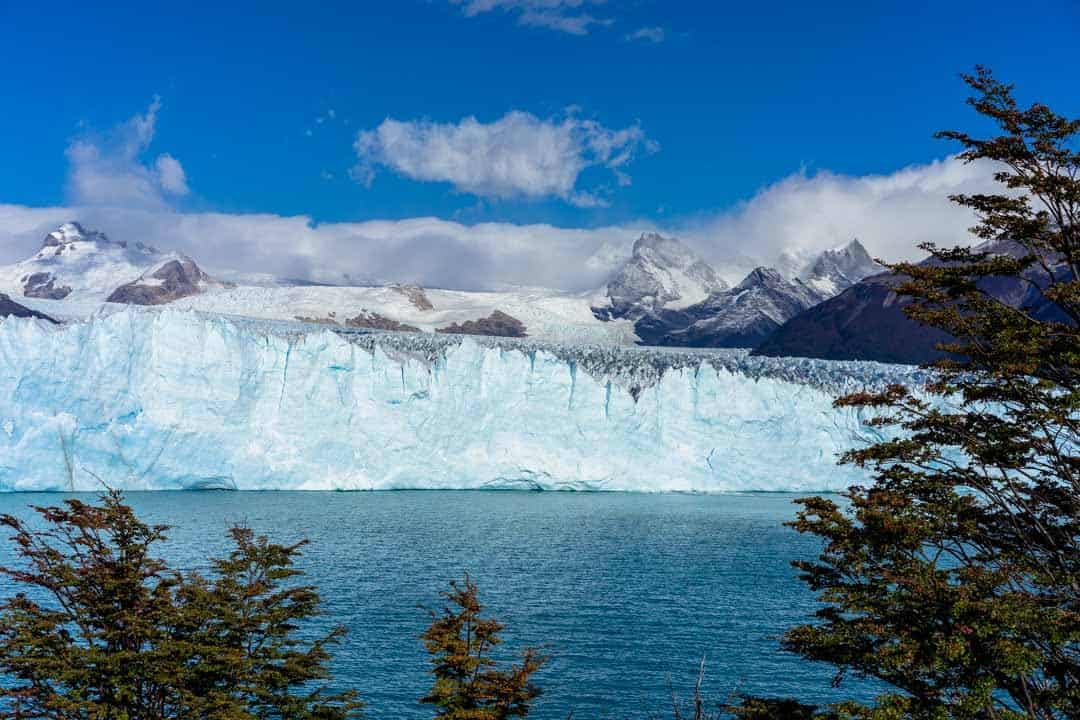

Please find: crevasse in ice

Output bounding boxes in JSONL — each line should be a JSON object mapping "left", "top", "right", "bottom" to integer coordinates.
{"left": 0, "top": 309, "right": 928, "bottom": 492}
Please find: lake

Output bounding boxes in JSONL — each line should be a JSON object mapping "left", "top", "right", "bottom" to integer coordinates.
{"left": 0, "top": 491, "right": 873, "bottom": 718}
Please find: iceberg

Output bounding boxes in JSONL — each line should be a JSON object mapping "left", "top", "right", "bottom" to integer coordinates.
{"left": 0, "top": 309, "right": 928, "bottom": 492}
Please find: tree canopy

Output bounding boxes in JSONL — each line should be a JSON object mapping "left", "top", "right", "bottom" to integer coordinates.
{"left": 736, "top": 67, "right": 1079, "bottom": 719}
{"left": 420, "top": 574, "right": 547, "bottom": 720}
{"left": 0, "top": 489, "right": 363, "bottom": 720}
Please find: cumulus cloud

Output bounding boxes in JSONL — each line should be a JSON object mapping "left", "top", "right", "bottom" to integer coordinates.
{"left": 449, "top": 0, "right": 609, "bottom": 35}
{"left": 353, "top": 111, "right": 656, "bottom": 206}
{"left": 153, "top": 154, "right": 189, "bottom": 195}
{"left": 65, "top": 97, "right": 190, "bottom": 210}
{"left": 625, "top": 26, "right": 665, "bottom": 43}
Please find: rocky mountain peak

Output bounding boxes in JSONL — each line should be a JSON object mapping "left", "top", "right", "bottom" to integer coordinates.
{"left": 799, "top": 238, "right": 881, "bottom": 297}
{"left": 736, "top": 266, "right": 785, "bottom": 290}
{"left": 632, "top": 232, "right": 689, "bottom": 262}
{"left": 42, "top": 222, "right": 110, "bottom": 248}
{"left": 596, "top": 233, "right": 728, "bottom": 320}
{"left": 39, "top": 221, "right": 159, "bottom": 256}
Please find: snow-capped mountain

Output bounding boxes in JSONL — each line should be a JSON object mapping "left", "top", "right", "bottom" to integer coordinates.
{"left": 7, "top": 222, "right": 900, "bottom": 352}
{"left": 593, "top": 232, "right": 728, "bottom": 319}
{"left": 589, "top": 235, "right": 882, "bottom": 349}
{"left": 798, "top": 238, "right": 882, "bottom": 296}
{"left": 3, "top": 223, "right": 638, "bottom": 344}
{"left": 0, "top": 222, "right": 215, "bottom": 305}
{"left": 755, "top": 239, "right": 1074, "bottom": 364}
{"left": 635, "top": 266, "right": 824, "bottom": 347}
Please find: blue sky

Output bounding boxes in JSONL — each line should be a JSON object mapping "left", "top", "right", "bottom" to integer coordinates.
{"left": 1, "top": 0, "right": 1077, "bottom": 289}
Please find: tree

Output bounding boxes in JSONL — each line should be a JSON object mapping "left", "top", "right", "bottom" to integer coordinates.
{"left": 0, "top": 489, "right": 363, "bottom": 719}
{"left": 420, "top": 574, "right": 547, "bottom": 720}
{"left": 736, "top": 67, "right": 1079, "bottom": 719}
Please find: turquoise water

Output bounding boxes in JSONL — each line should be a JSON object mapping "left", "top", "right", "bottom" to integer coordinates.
{"left": 0, "top": 491, "right": 871, "bottom": 717}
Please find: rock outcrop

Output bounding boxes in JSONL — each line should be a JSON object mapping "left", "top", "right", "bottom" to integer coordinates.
{"left": 106, "top": 258, "right": 210, "bottom": 305}
{"left": 438, "top": 310, "right": 527, "bottom": 337}
{"left": 0, "top": 293, "right": 57, "bottom": 323}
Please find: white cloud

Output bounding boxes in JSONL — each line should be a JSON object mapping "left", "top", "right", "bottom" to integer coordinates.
{"left": 153, "top": 154, "right": 189, "bottom": 195}
{"left": 353, "top": 111, "right": 655, "bottom": 206}
{"left": 449, "top": 0, "right": 609, "bottom": 35}
{"left": 677, "top": 156, "right": 1000, "bottom": 282}
{"left": 0, "top": 156, "right": 999, "bottom": 293}
{"left": 0, "top": 205, "right": 644, "bottom": 292}
{"left": 626, "top": 26, "right": 665, "bottom": 43}
{"left": 65, "top": 97, "right": 190, "bottom": 210}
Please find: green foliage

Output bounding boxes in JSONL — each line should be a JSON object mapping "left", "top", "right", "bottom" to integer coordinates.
{"left": 0, "top": 489, "right": 363, "bottom": 719}
{"left": 736, "top": 67, "right": 1080, "bottom": 719}
{"left": 420, "top": 574, "right": 547, "bottom": 720}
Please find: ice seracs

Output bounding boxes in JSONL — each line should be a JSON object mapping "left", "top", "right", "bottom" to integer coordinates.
{"left": 0, "top": 307, "right": 925, "bottom": 492}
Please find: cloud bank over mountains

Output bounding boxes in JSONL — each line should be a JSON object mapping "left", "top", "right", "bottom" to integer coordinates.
{"left": 0, "top": 153, "right": 996, "bottom": 292}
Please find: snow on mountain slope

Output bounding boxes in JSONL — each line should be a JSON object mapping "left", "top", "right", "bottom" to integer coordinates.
{"left": 595, "top": 233, "right": 728, "bottom": 319}
{"left": 799, "top": 239, "right": 882, "bottom": 297}
{"left": 0, "top": 308, "right": 923, "bottom": 492}
{"left": 3, "top": 223, "right": 887, "bottom": 351}
{"left": 635, "top": 266, "right": 824, "bottom": 347}
{"left": 2, "top": 222, "right": 635, "bottom": 344}
{"left": 0, "top": 222, "right": 214, "bottom": 304}
{"left": 169, "top": 284, "right": 640, "bottom": 345}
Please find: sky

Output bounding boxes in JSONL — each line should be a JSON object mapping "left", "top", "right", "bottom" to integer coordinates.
{"left": 1, "top": 0, "right": 1078, "bottom": 290}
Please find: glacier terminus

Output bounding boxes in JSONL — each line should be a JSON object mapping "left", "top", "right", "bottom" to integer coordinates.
{"left": 0, "top": 308, "right": 927, "bottom": 493}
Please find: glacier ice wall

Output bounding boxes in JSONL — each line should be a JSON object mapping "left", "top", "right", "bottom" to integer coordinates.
{"left": 0, "top": 310, "right": 926, "bottom": 492}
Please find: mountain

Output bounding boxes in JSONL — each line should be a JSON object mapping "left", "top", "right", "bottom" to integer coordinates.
{"left": 635, "top": 267, "right": 825, "bottom": 347}
{"left": 752, "top": 272, "right": 952, "bottom": 364}
{"left": 755, "top": 240, "right": 1074, "bottom": 364}
{"left": 6, "top": 223, "right": 936, "bottom": 355}
{"left": 592, "top": 232, "right": 728, "bottom": 320}
{"left": 799, "top": 238, "right": 882, "bottom": 296}
{"left": 600, "top": 236, "right": 885, "bottom": 349}
{"left": 0, "top": 293, "right": 56, "bottom": 323}
{"left": 0, "top": 222, "right": 214, "bottom": 305}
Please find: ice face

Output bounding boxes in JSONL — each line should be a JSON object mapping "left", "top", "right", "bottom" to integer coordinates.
{"left": 0, "top": 309, "right": 927, "bottom": 492}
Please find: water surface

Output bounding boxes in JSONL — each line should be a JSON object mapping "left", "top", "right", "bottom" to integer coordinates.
{"left": 0, "top": 491, "right": 872, "bottom": 718}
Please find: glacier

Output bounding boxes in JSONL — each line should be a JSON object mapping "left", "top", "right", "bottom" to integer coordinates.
{"left": 0, "top": 309, "right": 929, "bottom": 493}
